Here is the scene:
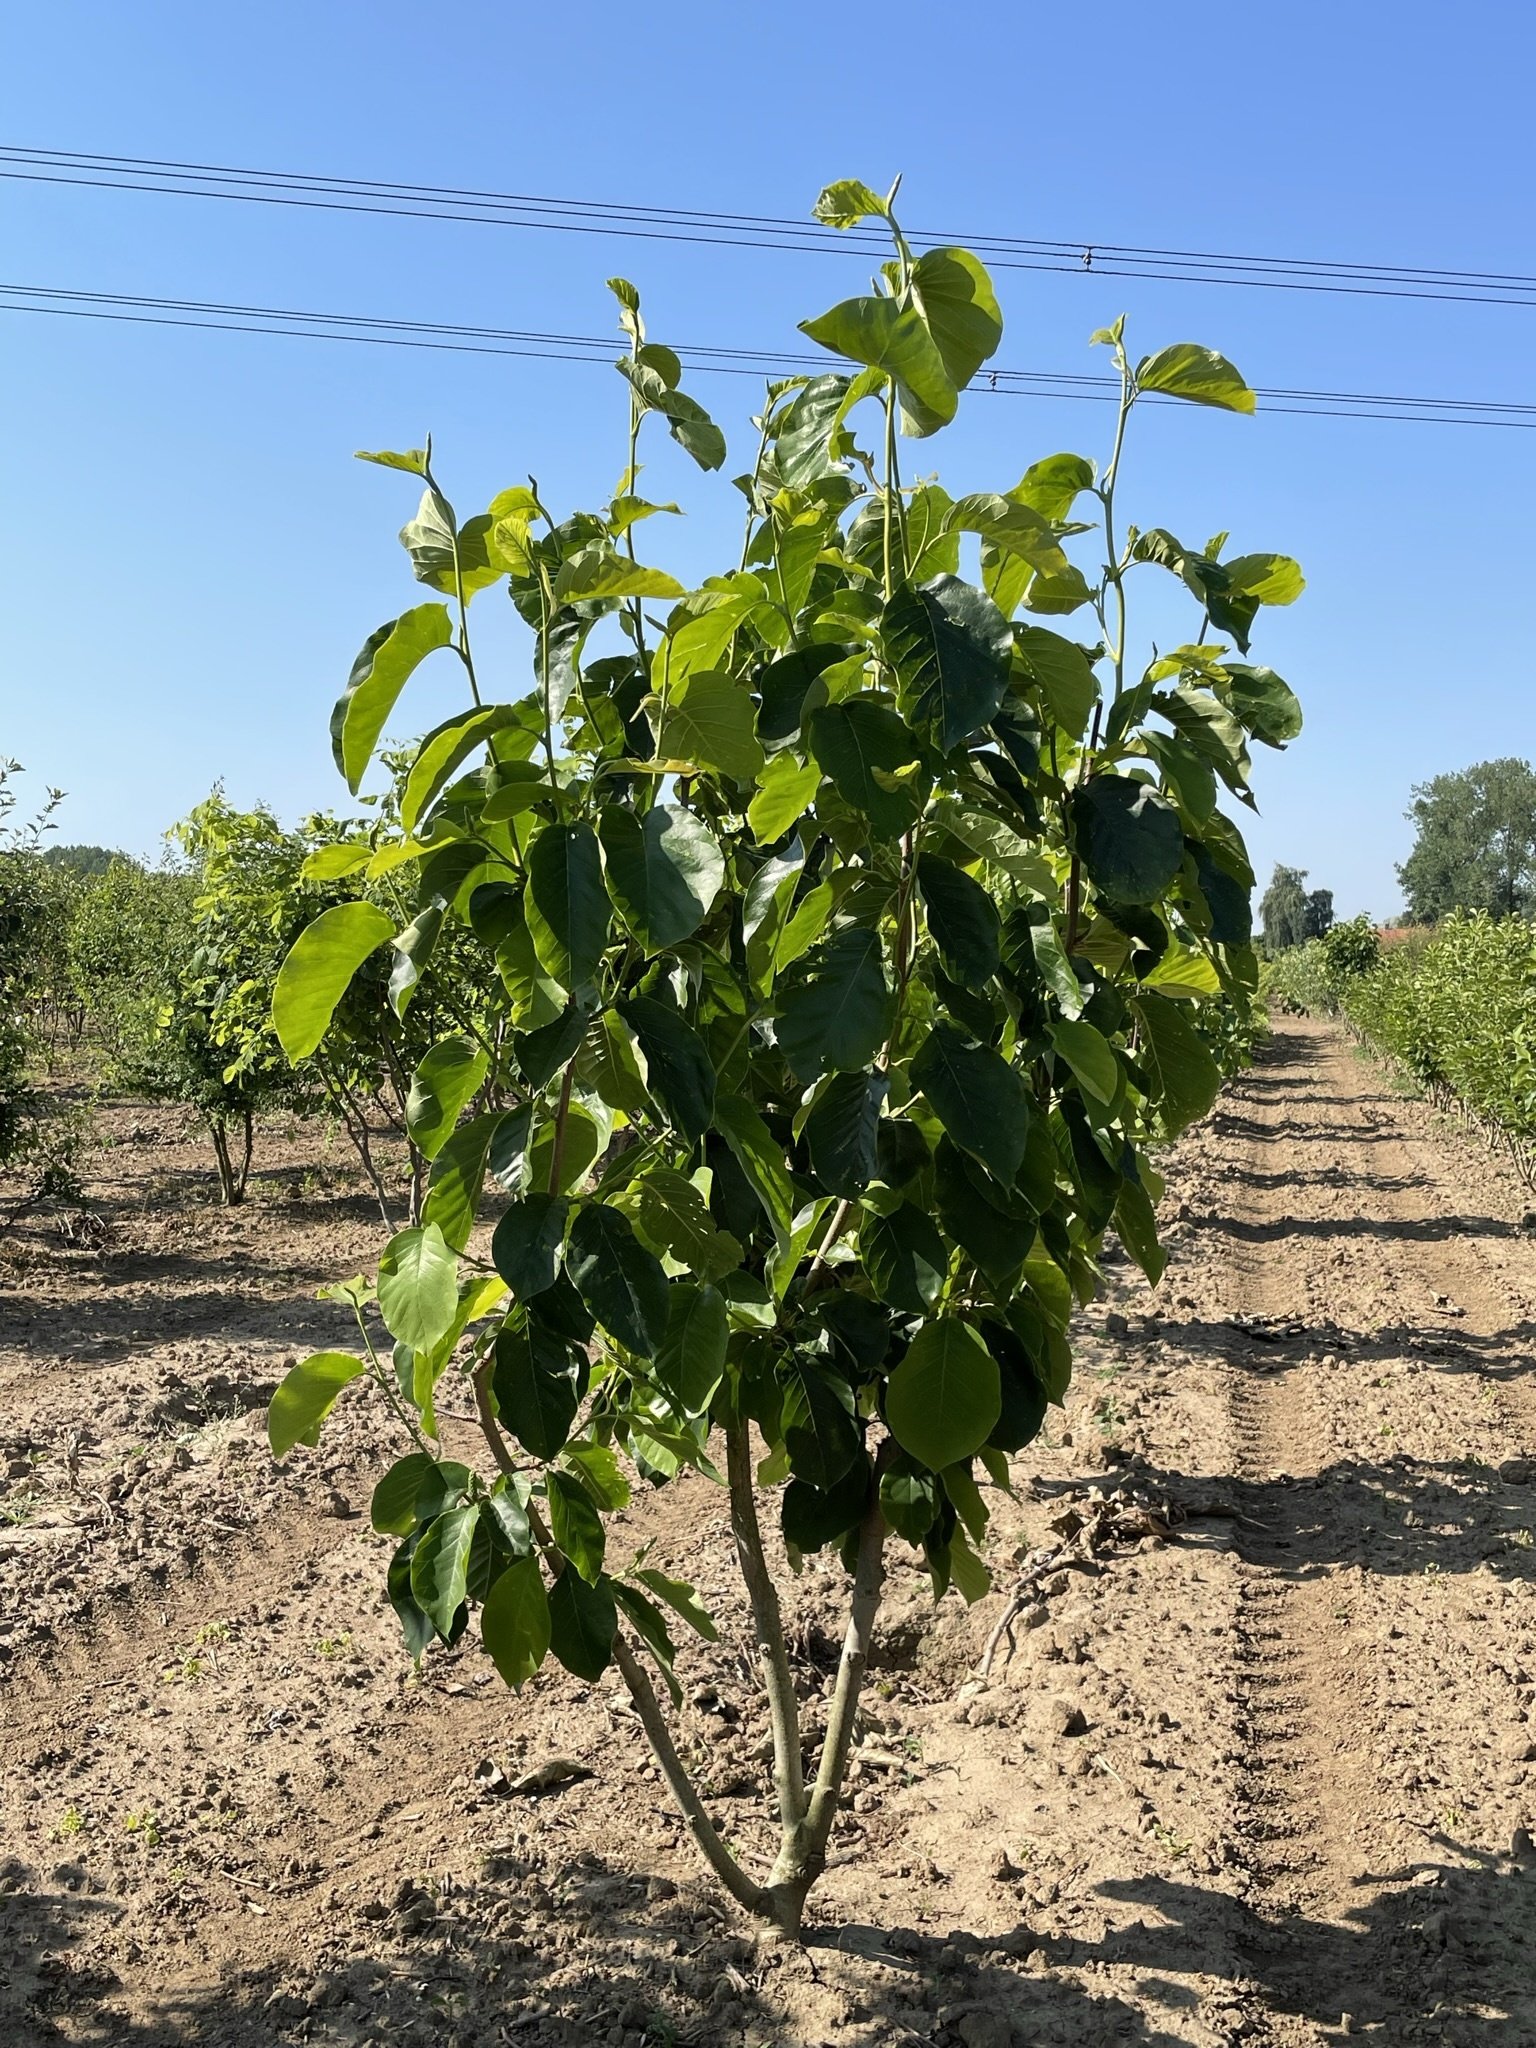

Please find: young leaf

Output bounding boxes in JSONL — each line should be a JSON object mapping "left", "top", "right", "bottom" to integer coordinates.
{"left": 747, "top": 754, "right": 821, "bottom": 844}
{"left": 268, "top": 1352, "right": 367, "bottom": 1459}
{"left": 885, "top": 1319, "right": 1001, "bottom": 1471}
{"left": 481, "top": 1555, "right": 551, "bottom": 1689}
{"left": 1135, "top": 342, "right": 1256, "bottom": 415}
{"left": 800, "top": 296, "right": 957, "bottom": 437}
{"left": 377, "top": 1224, "right": 459, "bottom": 1356}
{"left": 331, "top": 605, "right": 453, "bottom": 793}
{"left": 272, "top": 902, "right": 394, "bottom": 1061}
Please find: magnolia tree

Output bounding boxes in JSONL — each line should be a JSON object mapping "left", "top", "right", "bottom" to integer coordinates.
{"left": 267, "top": 178, "right": 1302, "bottom": 1932}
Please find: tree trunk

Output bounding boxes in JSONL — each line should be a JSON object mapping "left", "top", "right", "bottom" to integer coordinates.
{"left": 210, "top": 1120, "right": 238, "bottom": 1206}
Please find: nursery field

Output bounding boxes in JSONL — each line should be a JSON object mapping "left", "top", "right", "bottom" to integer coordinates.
{"left": 2, "top": 1015, "right": 1534, "bottom": 2048}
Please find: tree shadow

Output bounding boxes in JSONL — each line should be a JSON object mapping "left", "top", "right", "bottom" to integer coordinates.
{"left": 1185, "top": 1208, "right": 1519, "bottom": 1245}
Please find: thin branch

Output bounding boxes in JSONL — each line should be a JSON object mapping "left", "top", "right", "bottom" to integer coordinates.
{"left": 802, "top": 1472, "right": 887, "bottom": 1866}
{"left": 725, "top": 1421, "right": 807, "bottom": 1833}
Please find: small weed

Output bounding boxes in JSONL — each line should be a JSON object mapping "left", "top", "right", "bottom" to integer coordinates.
{"left": 123, "top": 1811, "right": 162, "bottom": 1849}
{"left": 50, "top": 1807, "right": 85, "bottom": 1840}
{"left": 1150, "top": 1821, "right": 1191, "bottom": 1858}
{"left": 1509, "top": 1528, "right": 1534, "bottom": 1549}
{"left": 160, "top": 1655, "right": 207, "bottom": 1685}
{"left": 315, "top": 1631, "right": 354, "bottom": 1660}
{"left": 195, "top": 1620, "right": 231, "bottom": 1647}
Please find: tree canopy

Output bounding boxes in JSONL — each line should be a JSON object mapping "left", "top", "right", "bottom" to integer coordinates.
{"left": 1398, "top": 758, "right": 1536, "bottom": 923}
{"left": 1260, "top": 864, "right": 1332, "bottom": 951}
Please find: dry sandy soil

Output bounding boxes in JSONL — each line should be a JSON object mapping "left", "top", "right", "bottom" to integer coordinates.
{"left": 2, "top": 1015, "right": 1535, "bottom": 2047}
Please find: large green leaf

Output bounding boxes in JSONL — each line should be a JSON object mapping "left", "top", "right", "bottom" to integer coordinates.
{"left": 1222, "top": 663, "right": 1303, "bottom": 747}
{"left": 712, "top": 1094, "right": 796, "bottom": 1245}
{"left": 1071, "top": 776, "right": 1185, "bottom": 906}
{"left": 547, "top": 1469, "right": 606, "bottom": 1583}
{"left": 1135, "top": 990, "right": 1223, "bottom": 1135}
{"left": 481, "top": 1555, "right": 550, "bottom": 1690}
{"left": 1016, "top": 627, "right": 1099, "bottom": 739}
{"left": 525, "top": 823, "right": 609, "bottom": 988}
{"left": 268, "top": 1352, "right": 367, "bottom": 1459}
{"left": 332, "top": 604, "right": 452, "bottom": 793}
{"left": 916, "top": 853, "right": 1001, "bottom": 982}
{"left": 860, "top": 1201, "right": 948, "bottom": 1312}
{"left": 805, "top": 1068, "right": 887, "bottom": 1197}
{"left": 371, "top": 1452, "right": 467, "bottom": 1537}
{"left": 807, "top": 699, "right": 929, "bottom": 839}
{"left": 782, "top": 1358, "right": 861, "bottom": 1490}
{"left": 618, "top": 996, "right": 716, "bottom": 1142}
{"left": 400, "top": 703, "right": 538, "bottom": 835}
{"left": 405, "top": 1036, "right": 489, "bottom": 1161}
{"left": 775, "top": 926, "right": 893, "bottom": 1081}
{"left": 598, "top": 805, "right": 724, "bottom": 949}
{"left": 554, "top": 543, "right": 685, "bottom": 603}
{"left": 912, "top": 1022, "right": 1032, "bottom": 1187}
{"left": 272, "top": 902, "right": 394, "bottom": 1061}
{"left": 654, "top": 1280, "right": 729, "bottom": 1412}
{"left": 906, "top": 246, "right": 1003, "bottom": 391}
{"left": 885, "top": 1319, "right": 1001, "bottom": 1472}
{"left": 812, "top": 178, "right": 888, "bottom": 228}
{"left": 747, "top": 754, "right": 821, "bottom": 844}
{"left": 1136, "top": 343, "right": 1256, "bottom": 414}
{"left": 1049, "top": 1017, "right": 1120, "bottom": 1107}
{"left": 657, "top": 672, "right": 765, "bottom": 782}
{"left": 756, "top": 642, "right": 857, "bottom": 745}
{"left": 548, "top": 1568, "right": 617, "bottom": 1681}
{"left": 377, "top": 1223, "right": 459, "bottom": 1355}
{"left": 566, "top": 1203, "right": 670, "bottom": 1358}
{"left": 932, "top": 1141, "right": 1028, "bottom": 1288}
{"left": 799, "top": 295, "right": 957, "bottom": 437}
{"left": 628, "top": 1170, "right": 741, "bottom": 1283}
{"left": 389, "top": 903, "right": 444, "bottom": 1020}
{"left": 491, "top": 1193, "right": 572, "bottom": 1300}
{"left": 422, "top": 1111, "right": 504, "bottom": 1252}
{"left": 492, "top": 1317, "right": 583, "bottom": 1459}
{"left": 410, "top": 1503, "right": 480, "bottom": 1637}
{"left": 883, "top": 576, "right": 1012, "bottom": 753}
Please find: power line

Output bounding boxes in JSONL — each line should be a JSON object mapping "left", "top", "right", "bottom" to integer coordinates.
{"left": 6, "top": 144, "right": 1536, "bottom": 312}
{"left": 4, "top": 282, "right": 1534, "bottom": 431}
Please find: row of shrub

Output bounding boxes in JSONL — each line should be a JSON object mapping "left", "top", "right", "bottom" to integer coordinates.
{"left": 1268, "top": 910, "right": 1536, "bottom": 1173}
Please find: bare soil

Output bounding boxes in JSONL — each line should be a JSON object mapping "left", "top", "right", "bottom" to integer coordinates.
{"left": 2, "top": 1017, "right": 1534, "bottom": 2047}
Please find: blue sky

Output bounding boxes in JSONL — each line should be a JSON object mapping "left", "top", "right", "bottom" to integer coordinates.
{"left": 6, "top": 0, "right": 1533, "bottom": 919}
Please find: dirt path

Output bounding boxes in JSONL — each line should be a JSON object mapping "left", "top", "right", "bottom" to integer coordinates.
{"left": 3, "top": 1023, "right": 1535, "bottom": 2047}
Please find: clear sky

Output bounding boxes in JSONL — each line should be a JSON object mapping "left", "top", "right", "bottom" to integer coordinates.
{"left": 6, "top": 1, "right": 1534, "bottom": 919}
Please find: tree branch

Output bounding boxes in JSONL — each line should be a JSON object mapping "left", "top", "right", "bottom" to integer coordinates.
{"left": 725, "top": 1421, "right": 807, "bottom": 1834}
{"left": 801, "top": 1471, "right": 887, "bottom": 1865}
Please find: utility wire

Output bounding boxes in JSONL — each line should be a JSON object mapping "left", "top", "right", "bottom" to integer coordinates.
{"left": 3, "top": 282, "right": 1533, "bottom": 431}
{"left": 6, "top": 144, "right": 1536, "bottom": 311}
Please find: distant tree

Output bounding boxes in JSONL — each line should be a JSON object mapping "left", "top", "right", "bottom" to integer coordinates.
{"left": 1260, "top": 864, "right": 1311, "bottom": 951}
{"left": 1304, "top": 888, "right": 1335, "bottom": 939}
{"left": 42, "top": 844, "right": 132, "bottom": 878}
{"left": 1398, "top": 758, "right": 1536, "bottom": 923}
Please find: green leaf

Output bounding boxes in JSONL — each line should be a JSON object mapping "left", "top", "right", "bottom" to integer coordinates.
{"left": 906, "top": 245, "right": 1003, "bottom": 391}
{"left": 410, "top": 1503, "right": 480, "bottom": 1637}
{"left": 1134, "top": 990, "right": 1223, "bottom": 1135}
{"left": 371, "top": 1452, "right": 462, "bottom": 1536}
{"left": 401, "top": 703, "right": 538, "bottom": 835}
{"left": 654, "top": 1280, "right": 729, "bottom": 1412}
{"left": 635, "top": 1567, "right": 718, "bottom": 1642}
{"left": 1223, "top": 553, "right": 1304, "bottom": 607}
{"left": 618, "top": 360, "right": 727, "bottom": 471}
{"left": 1071, "top": 776, "right": 1185, "bottom": 907}
{"left": 406, "top": 1036, "right": 490, "bottom": 1161}
{"left": 932, "top": 1141, "right": 1027, "bottom": 1288}
{"left": 389, "top": 903, "right": 444, "bottom": 1020}
{"left": 618, "top": 996, "right": 716, "bottom": 1142}
{"left": 912, "top": 1022, "right": 1031, "bottom": 1185}
{"left": 554, "top": 543, "right": 685, "bottom": 603}
{"left": 1222, "top": 663, "right": 1303, "bottom": 747}
{"left": 399, "top": 487, "right": 504, "bottom": 598}
{"left": 807, "top": 699, "right": 929, "bottom": 839}
{"left": 272, "top": 902, "right": 395, "bottom": 1061}
{"left": 783, "top": 1358, "right": 861, "bottom": 1489}
{"left": 1113, "top": 1175, "right": 1167, "bottom": 1287}
{"left": 885, "top": 1319, "right": 1001, "bottom": 1472}
{"left": 356, "top": 446, "right": 429, "bottom": 475}
{"left": 757, "top": 642, "right": 858, "bottom": 747}
{"left": 916, "top": 853, "right": 1001, "bottom": 982}
{"left": 300, "top": 841, "right": 372, "bottom": 881}
{"left": 331, "top": 605, "right": 453, "bottom": 793}
{"left": 812, "top": 178, "right": 888, "bottom": 228}
{"left": 598, "top": 805, "right": 724, "bottom": 949}
{"left": 629, "top": 1169, "right": 742, "bottom": 1283}
{"left": 1026, "top": 915, "right": 1085, "bottom": 1019}
{"left": 423, "top": 1111, "right": 504, "bottom": 1252}
{"left": 525, "top": 823, "right": 609, "bottom": 988}
{"left": 712, "top": 1094, "right": 796, "bottom": 1246}
{"left": 611, "top": 1583, "right": 682, "bottom": 1702}
{"left": 492, "top": 1318, "right": 583, "bottom": 1459}
{"left": 560, "top": 1441, "right": 632, "bottom": 1512}
{"left": 377, "top": 1224, "right": 459, "bottom": 1355}
{"left": 481, "top": 1555, "right": 551, "bottom": 1689}
{"left": 1016, "top": 627, "right": 1100, "bottom": 739}
{"left": 1049, "top": 1017, "right": 1119, "bottom": 1106}
{"left": 800, "top": 295, "right": 957, "bottom": 437}
{"left": 775, "top": 926, "right": 893, "bottom": 1081}
{"left": 860, "top": 1201, "right": 948, "bottom": 1312}
{"left": 805, "top": 1068, "right": 887, "bottom": 1197}
{"left": 387, "top": 1537, "right": 435, "bottom": 1660}
{"left": 1135, "top": 343, "right": 1256, "bottom": 414}
{"left": 884, "top": 576, "right": 1012, "bottom": 753}
{"left": 491, "top": 1193, "right": 572, "bottom": 1300}
{"left": 528, "top": 1099, "right": 601, "bottom": 1196}
{"left": 1012, "top": 452, "right": 1095, "bottom": 523}
{"left": 547, "top": 1469, "right": 606, "bottom": 1583}
{"left": 268, "top": 1352, "right": 367, "bottom": 1459}
{"left": 566, "top": 1203, "right": 670, "bottom": 1358}
{"left": 748, "top": 753, "right": 821, "bottom": 844}
{"left": 657, "top": 672, "right": 765, "bottom": 782}
{"left": 548, "top": 1568, "right": 616, "bottom": 1681}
